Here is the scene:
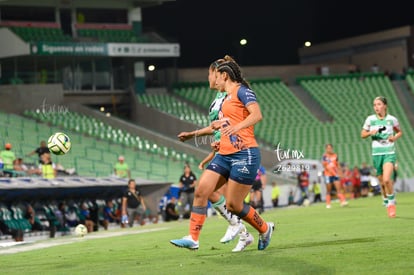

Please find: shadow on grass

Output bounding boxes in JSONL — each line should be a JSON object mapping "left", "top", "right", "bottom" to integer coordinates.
{"left": 393, "top": 216, "right": 414, "bottom": 220}
{"left": 278, "top": 237, "right": 378, "bottom": 250}
{"left": 194, "top": 246, "right": 335, "bottom": 275}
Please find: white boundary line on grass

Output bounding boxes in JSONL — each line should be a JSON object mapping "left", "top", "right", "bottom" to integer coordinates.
{"left": 0, "top": 227, "right": 169, "bottom": 255}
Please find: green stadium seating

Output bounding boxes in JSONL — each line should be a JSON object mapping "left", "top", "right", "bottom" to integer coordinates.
{"left": 77, "top": 28, "right": 148, "bottom": 43}
{"left": 171, "top": 76, "right": 414, "bottom": 177}
{"left": 10, "top": 26, "right": 72, "bottom": 42}
{"left": 17, "top": 110, "right": 199, "bottom": 182}
{"left": 405, "top": 74, "right": 414, "bottom": 96}
{"left": 173, "top": 79, "right": 323, "bottom": 149}
{"left": 0, "top": 205, "right": 20, "bottom": 231}
{"left": 137, "top": 93, "right": 210, "bottom": 126}
{"left": 299, "top": 74, "right": 414, "bottom": 177}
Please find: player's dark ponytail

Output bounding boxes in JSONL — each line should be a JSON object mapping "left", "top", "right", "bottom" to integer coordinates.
{"left": 216, "top": 60, "right": 251, "bottom": 89}
{"left": 209, "top": 55, "right": 236, "bottom": 70}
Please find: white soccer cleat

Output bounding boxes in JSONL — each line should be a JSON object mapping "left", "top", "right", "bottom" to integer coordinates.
{"left": 170, "top": 235, "right": 199, "bottom": 250}
{"left": 340, "top": 201, "right": 349, "bottom": 207}
{"left": 232, "top": 231, "right": 254, "bottom": 252}
{"left": 220, "top": 222, "right": 244, "bottom": 243}
{"left": 258, "top": 222, "right": 275, "bottom": 250}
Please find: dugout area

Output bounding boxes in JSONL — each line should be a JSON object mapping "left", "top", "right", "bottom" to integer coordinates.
{"left": 0, "top": 177, "right": 171, "bottom": 240}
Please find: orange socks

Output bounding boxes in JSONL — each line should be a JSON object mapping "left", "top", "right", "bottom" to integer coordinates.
{"left": 326, "top": 194, "right": 331, "bottom": 205}
{"left": 337, "top": 193, "right": 345, "bottom": 202}
{"left": 240, "top": 205, "right": 268, "bottom": 234}
{"left": 189, "top": 208, "right": 207, "bottom": 241}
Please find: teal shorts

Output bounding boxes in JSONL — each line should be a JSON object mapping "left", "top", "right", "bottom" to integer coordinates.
{"left": 372, "top": 154, "right": 396, "bottom": 176}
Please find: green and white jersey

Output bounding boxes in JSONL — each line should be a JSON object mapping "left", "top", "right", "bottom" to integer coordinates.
{"left": 362, "top": 114, "right": 400, "bottom": 155}
{"left": 209, "top": 92, "right": 226, "bottom": 142}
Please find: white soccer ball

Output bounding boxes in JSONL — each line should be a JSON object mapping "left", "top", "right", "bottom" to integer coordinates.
{"left": 48, "top": 132, "right": 71, "bottom": 155}
{"left": 302, "top": 198, "right": 311, "bottom": 207}
{"left": 75, "top": 224, "right": 88, "bottom": 237}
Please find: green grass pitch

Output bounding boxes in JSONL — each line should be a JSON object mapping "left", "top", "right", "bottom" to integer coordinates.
{"left": 1, "top": 193, "right": 414, "bottom": 275}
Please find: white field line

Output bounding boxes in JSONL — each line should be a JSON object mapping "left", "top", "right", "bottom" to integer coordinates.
{"left": 0, "top": 227, "right": 169, "bottom": 255}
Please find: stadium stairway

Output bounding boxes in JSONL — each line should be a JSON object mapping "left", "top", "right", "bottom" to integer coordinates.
{"left": 288, "top": 85, "right": 332, "bottom": 122}
{"left": 391, "top": 80, "right": 414, "bottom": 128}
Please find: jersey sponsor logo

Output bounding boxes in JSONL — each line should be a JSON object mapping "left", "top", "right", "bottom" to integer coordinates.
{"left": 237, "top": 166, "right": 250, "bottom": 174}
{"left": 245, "top": 89, "right": 257, "bottom": 101}
{"left": 231, "top": 159, "right": 247, "bottom": 166}
{"left": 378, "top": 126, "right": 386, "bottom": 133}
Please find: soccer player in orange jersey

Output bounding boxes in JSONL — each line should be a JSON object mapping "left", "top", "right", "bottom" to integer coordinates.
{"left": 322, "top": 144, "right": 348, "bottom": 208}
{"left": 171, "top": 60, "right": 274, "bottom": 251}
{"left": 176, "top": 56, "right": 253, "bottom": 252}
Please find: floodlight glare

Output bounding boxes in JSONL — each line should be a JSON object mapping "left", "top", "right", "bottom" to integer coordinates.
{"left": 240, "top": 39, "right": 248, "bottom": 46}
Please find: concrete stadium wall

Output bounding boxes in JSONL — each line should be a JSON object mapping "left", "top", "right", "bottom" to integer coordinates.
{"left": 63, "top": 90, "right": 130, "bottom": 106}
{"left": 298, "top": 25, "right": 411, "bottom": 74}
{"left": 299, "top": 26, "right": 411, "bottom": 58}
{"left": 351, "top": 44, "right": 408, "bottom": 73}
{"left": 301, "top": 41, "right": 408, "bottom": 74}
{"left": 0, "top": 28, "right": 29, "bottom": 58}
{"left": 173, "top": 64, "right": 353, "bottom": 85}
{"left": 0, "top": 84, "right": 64, "bottom": 114}
{"left": 0, "top": 84, "right": 131, "bottom": 114}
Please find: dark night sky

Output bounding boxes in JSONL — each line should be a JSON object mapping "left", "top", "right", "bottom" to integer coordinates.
{"left": 142, "top": 0, "right": 414, "bottom": 68}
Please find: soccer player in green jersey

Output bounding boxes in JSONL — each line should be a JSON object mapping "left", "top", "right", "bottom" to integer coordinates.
{"left": 361, "top": 96, "right": 402, "bottom": 218}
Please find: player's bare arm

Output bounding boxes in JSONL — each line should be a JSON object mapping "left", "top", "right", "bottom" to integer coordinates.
{"left": 177, "top": 126, "right": 214, "bottom": 142}
{"left": 361, "top": 128, "right": 378, "bottom": 139}
{"left": 388, "top": 127, "right": 402, "bottom": 142}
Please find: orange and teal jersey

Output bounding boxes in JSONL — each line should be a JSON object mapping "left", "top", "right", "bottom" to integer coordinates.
{"left": 322, "top": 153, "right": 339, "bottom": 177}
{"left": 218, "top": 85, "right": 258, "bottom": 155}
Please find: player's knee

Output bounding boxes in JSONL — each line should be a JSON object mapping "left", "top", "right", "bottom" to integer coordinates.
{"left": 208, "top": 191, "right": 220, "bottom": 203}
{"left": 382, "top": 178, "right": 391, "bottom": 186}
{"left": 225, "top": 200, "right": 242, "bottom": 214}
{"left": 194, "top": 187, "right": 209, "bottom": 200}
